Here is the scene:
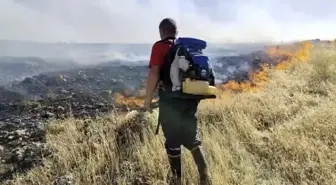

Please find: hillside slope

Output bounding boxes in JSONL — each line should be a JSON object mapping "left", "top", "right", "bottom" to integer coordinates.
{"left": 4, "top": 43, "right": 336, "bottom": 185}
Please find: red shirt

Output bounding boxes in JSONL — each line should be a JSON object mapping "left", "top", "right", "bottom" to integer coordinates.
{"left": 148, "top": 38, "right": 174, "bottom": 68}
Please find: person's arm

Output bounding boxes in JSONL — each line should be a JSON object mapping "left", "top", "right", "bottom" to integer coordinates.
{"left": 145, "top": 66, "right": 160, "bottom": 102}
{"left": 144, "top": 43, "right": 163, "bottom": 109}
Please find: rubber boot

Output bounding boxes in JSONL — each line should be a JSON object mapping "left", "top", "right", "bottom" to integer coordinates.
{"left": 191, "top": 147, "right": 210, "bottom": 185}
{"left": 167, "top": 155, "right": 182, "bottom": 185}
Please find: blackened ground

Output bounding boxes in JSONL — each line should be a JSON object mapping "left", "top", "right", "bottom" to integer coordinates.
{"left": 0, "top": 49, "right": 273, "bottom": 182}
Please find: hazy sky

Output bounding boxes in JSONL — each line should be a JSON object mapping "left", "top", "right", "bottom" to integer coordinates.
{"left": 0, "top": 0, "right": 335, "bottom": 43}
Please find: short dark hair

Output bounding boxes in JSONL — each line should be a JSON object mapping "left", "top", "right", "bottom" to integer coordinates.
{"left": 159, "top": 18, "right": 177, "bottom": 35}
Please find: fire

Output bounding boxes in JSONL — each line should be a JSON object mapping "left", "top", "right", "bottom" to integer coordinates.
{"left": 113, "top": 91, "right": 159, "bottom": 110}
{"left": 217, "top": 41, "right": 312, "bottom": 93}
{"left": 113, "top": 92, "right": 144, "bottom": 108}
{"left": 112, "top": 41, "right": 314, "bottom": 109}
{"left": 272, "top": 41, "right": 312, "bottom": 70}
{"left": 218, "top": 64, "right": 270, "bottom": 93}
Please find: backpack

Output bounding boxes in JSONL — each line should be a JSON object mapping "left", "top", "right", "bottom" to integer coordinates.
{"left": 159, "top": 37, "right": 217, "bottom": 99}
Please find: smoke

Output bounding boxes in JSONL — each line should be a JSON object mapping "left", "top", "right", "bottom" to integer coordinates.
{"left": 0, "top": 0, "right": 335, "bottom": 43}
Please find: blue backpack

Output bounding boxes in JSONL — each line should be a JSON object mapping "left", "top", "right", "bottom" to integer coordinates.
{"left": 159, "top": 37, "right": 216, "bottom": 99}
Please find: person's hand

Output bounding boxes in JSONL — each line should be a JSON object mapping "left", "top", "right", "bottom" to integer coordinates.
{"left": 143, "top": 97, "right": 153, "bottom": 113}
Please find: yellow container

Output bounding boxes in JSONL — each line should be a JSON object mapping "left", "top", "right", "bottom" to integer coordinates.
{"left": 182, "top": 78, "right": 217, "bottom": 96}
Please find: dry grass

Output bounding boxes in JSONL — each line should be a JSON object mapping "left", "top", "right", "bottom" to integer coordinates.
{"left": 4, "top": 44, "right": 336, "bottom": 185}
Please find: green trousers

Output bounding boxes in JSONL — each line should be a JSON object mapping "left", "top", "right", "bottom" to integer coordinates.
{"left": 159, "top": 98, "right": 201, "bottom": 154}
{"left": 159, "top": 96, "right": 202, "bottom": 177}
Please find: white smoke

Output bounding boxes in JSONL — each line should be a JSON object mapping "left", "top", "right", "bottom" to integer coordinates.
{"left": 0, "top": 0, "right": 335, "bottom": 43}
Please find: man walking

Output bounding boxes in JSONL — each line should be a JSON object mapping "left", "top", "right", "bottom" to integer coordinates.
{"left": 143, "top": 18, "right": 210, "bottom": 185}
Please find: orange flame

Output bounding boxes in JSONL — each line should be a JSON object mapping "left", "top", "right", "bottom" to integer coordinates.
{"left": 217, "top": 41, "right": 312, "bottom": 93}
{"left": 112, "top": 41, "right": 314, "bottom": 109}
{"left": 113, "top": 92, "right": 149, "bottom": 109}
